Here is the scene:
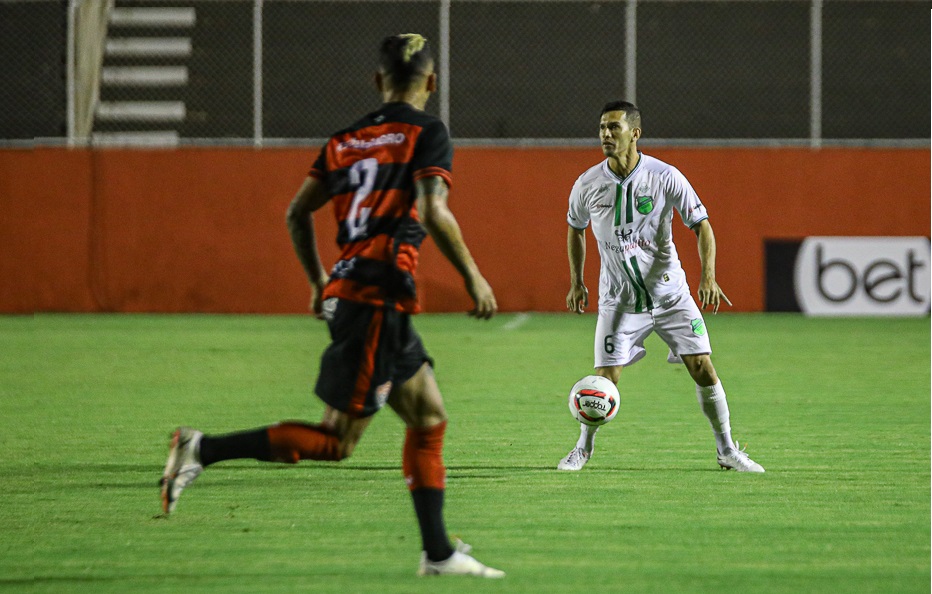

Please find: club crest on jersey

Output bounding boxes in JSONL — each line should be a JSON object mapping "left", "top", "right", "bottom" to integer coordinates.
{"left": 636, "top": 194, "right": 654, "bottom": 215}
{"left": 634, "top": 182, "right": 654, "bottom": 214}
{"left": 690, "top": 318, "right": 706, "bottom": 336}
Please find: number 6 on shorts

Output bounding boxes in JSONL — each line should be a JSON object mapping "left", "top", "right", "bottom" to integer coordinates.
{"left": 604, "top": 335, "right": 615, "bottom": 354}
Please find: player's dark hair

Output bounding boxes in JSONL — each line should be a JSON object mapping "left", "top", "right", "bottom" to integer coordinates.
{"left": 601, "top": 101, "right": 641, "bottom": 128}
{"left": 379, "top": 34, "right": 433, "bottom": 90}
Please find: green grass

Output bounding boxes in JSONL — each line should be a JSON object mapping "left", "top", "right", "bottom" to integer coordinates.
{"left": 1, "top": 313, "right": 929, "bottom": 593}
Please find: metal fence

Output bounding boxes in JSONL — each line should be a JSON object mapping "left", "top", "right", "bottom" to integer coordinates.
{"left": 1, "top": 0, "right": 929, "bottom": 147}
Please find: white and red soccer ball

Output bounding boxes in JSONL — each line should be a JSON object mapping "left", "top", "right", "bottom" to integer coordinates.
{"left": 568, "top": 375, "right": 620, "bottom": 426}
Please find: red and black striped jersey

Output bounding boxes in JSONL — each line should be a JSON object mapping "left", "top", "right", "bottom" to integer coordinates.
{"left": 308, "top": 102, "right": 453, "bottom": 314}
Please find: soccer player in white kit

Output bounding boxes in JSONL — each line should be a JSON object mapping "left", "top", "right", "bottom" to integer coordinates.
{"left": 557, "top": 101, "right": 764, "bottom": 473}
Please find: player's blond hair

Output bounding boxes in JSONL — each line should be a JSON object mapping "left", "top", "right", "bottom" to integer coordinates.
{"left": 379, "top": 34, "right": 433, "bottom": 90}
{"left": 398, "top": 34, "right": 426, "bottom": 63}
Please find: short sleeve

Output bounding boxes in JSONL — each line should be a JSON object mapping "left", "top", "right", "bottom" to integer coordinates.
{"left": 667, "top": 168, "right": 708, "bottom": 229}
{"left": 308, "top": 146, "right": 327, "bottom": 179}
{"left": 566, "top": 177, "right": 590, "bottom": 229}
{"left": 411, "top": 120, "right": 453, "bottom": 188}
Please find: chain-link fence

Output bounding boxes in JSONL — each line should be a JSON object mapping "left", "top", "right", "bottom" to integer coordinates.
{"left": 1, "top": 0, "right": 68, "bottom": 140}
{"left": 1, "top": 0, "right": 929, "bottom": 146}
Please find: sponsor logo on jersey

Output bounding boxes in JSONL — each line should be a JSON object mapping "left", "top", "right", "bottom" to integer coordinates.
{"left": 690, "top": 318, "right": 706, "bottom": 336}
{"left": 687, "top": 205, "right": 706, "bottom": 220}
{"left": 615, "top": 228, "right": 633, "bottom": 242}
{"left": 636, "top": 194, "right": 654, "bottom": 214}
{"left": 330, "top": 257, "right": 357, "bottom": 278}
{"left": 337, "top": 132, "right": 406, "bottom": 152}
{"left": 603, "top": 239, "right": 651, "bottom": 254}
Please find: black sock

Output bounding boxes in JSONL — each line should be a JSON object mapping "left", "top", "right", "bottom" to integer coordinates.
{"left": 199, "top": 428, "right": 272, "bottom": 467}
{"left": 411, "top": 488, "right": 454, "bottom": 562}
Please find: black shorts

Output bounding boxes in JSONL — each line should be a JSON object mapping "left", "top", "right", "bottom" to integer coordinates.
{"left": 315, "top": 299, "right": 432, "bottom": 418}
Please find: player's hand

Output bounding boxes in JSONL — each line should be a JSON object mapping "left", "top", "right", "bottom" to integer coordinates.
{"left": 697, "top": 278, "right": 732, "bottom": 314}
{"left": 310, "top": 275, "right": 329, "bottom": 320}
{"left": 466, "top": 274, "right": 497, "bottom": 320}
{"left": 566, "top": 283, "right": 589, "bottom": 314}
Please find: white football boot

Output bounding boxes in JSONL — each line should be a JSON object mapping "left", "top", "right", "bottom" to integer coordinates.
{"left": 556, "top": 447, "right": 590, "bottom": 471}
{"left": 160, "top": 426, "right": 205, "bottom": 513}
{"left": 717, "top": 441, "right": 765, "bottom": 473}
{"left": 417, "top": 540, "right": 505, "bottom": 578}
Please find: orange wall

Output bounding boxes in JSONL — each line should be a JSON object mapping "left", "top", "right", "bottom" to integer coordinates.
{"left": 1, "top": 147, "right": 928, "bottom": 313}
{"left": 1, "top": 149, "right": 97, "bottom": 312}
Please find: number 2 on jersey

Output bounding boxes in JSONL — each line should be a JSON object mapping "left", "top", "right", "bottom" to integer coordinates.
{"left": 346, "top": 157, "right": 378, "bottom": 240}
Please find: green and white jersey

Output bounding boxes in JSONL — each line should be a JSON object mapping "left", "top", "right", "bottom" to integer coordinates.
{"left": 567, "top": 153, "right": 708, "bottom": 313}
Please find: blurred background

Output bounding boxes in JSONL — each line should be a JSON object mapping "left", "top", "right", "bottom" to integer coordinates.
{"left": 1, "top": 0, "right": 929, "bottom": 315}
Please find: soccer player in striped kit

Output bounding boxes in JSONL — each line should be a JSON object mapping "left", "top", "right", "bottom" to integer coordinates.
{"left": 160, "top": 34, "right": 504, "bottom": 578}
{"left": 557, "top": 101, "right": 764, "bottom": 474}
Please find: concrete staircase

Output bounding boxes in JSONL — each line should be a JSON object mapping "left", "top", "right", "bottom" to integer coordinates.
{"left": 94, "top": 5, "right": 195, "bottom": 145}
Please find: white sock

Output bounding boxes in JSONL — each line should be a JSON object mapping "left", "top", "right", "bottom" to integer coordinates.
{"left": 696, "top": 381, "right": 734, "bottom": 454}
{"left": 575, "top": 423, "right": 598, "bottom": 454}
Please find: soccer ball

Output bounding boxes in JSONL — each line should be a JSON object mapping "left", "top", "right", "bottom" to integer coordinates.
{"left": 568, "top": 375, "right": 620, "bottom": 426}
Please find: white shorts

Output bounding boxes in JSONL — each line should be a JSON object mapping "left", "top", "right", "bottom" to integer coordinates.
{"left": 594, "top": 291, "right": 712, "bottom": 368}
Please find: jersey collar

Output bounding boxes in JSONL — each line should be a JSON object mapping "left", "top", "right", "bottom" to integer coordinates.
{"left": 602, "top": 151, "right": 643, "bottom": 183}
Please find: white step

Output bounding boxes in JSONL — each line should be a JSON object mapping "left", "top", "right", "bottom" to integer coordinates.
{"left": 96, "top": 101, "right": 186, "bottom": 122}
{"left": 102, "top": 66, "right": 188, "bottom": 86}
{"left": 92, "top": 131, "right": 180, "bottom": 146}
{"left": 109, "top": 7, "right": 196, "bottom": 28}
{"left": 106, "top": 37, "right": 192, "bottom": 58}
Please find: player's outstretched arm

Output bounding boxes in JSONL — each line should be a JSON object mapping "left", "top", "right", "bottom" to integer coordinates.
{"left": 415, "top": 175, "right": 497, "bottom": 319}
{"left": 286, "top": 176, "right": 331, "bottom": 318}
{"left": 693, "top": 219, "right": 732, "bottom": 314}
{"left": 566, "top": 226, "right": 588, "bottom": 314}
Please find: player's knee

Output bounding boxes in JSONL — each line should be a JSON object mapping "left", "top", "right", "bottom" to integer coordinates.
{"left": 684, "top": 355, "right": 717, "bottom": 385}
{"left": 393, "top": 382, "right": 447, "bottom": 428}
{"left": 429, "top": 402, "right": 448, "bottom": 424}
{"left": 424, "top": 398, "right": 448, "bottom": 426}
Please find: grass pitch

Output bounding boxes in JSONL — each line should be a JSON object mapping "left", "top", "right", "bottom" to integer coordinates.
{"left": 1, "top": 313, "right": 929, "bottom": 593}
